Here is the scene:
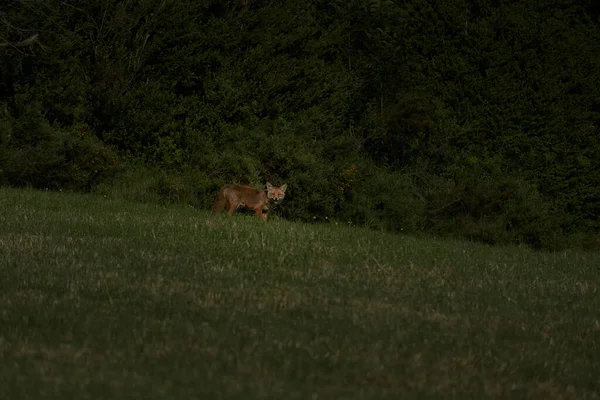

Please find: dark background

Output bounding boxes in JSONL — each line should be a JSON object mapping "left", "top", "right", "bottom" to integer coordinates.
{"left": 1, "top": 0, "right": 599, "bottom": 250}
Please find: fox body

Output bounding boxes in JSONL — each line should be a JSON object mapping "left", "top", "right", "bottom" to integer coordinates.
{"left": 213, "top": 182, "right": 287, "bottom": 221}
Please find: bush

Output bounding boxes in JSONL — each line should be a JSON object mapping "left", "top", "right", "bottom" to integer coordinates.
{"left": 0, "top": 107, "right": 118, "bottom": 190}
{"left": 425, "top": 168, "right": 561, "bottom": 249}
{"left": 334, "top": 164, "right": 427, "bottom": 232}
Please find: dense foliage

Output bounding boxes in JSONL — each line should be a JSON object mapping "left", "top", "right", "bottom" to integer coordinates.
{"left": 1, "top": 0, "right": 599, "bottom": 249}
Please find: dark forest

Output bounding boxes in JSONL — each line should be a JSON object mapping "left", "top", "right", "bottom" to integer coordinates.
{"left": 1, "top": 0, "right": 599, "bottom": 249}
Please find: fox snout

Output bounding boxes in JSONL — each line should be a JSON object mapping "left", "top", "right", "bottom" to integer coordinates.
{"left": 270, "top": 192, "right": 285, "bottom": 201}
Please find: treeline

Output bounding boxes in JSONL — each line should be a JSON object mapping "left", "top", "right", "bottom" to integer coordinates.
{"left": 1, "top": 0, "right": 599, "bottom": 250}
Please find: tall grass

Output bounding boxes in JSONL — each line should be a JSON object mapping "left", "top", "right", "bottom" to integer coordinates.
{"left": 1, "top": 187, "right": 599, "bottom": 399}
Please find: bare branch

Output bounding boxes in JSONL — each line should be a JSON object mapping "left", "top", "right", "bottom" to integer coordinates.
{"left": 0, "top": 33, "right": 46, "bottom": 51}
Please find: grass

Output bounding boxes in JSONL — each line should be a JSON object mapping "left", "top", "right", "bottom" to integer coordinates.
{"left": 1, "top": 187, "right": 599, "bottom": 399}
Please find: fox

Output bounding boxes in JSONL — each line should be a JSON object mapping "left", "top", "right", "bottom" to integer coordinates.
{"left": 213, "top": 182, "right": 287, "bottom": 221}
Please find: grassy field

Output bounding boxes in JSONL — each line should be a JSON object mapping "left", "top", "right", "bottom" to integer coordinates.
{"left": 1, "top": 187, "right": 599, "bottom": 399}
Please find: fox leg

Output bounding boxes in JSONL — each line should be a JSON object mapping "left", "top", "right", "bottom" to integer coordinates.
{"left": 227, "top": 201, "right": 238, "bottom": 216}
{"left": 226, "top": 195, "right": 240, "bottom": 216}
{"left": 213, "top": 190, "right": 227, "bottom": 213}
{"left": 253, "top": 207, "right": 267, "bottom": 221}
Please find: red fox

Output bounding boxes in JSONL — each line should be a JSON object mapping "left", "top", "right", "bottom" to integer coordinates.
{"left": 213, "top": 182, "right": 287, "bottom": 221}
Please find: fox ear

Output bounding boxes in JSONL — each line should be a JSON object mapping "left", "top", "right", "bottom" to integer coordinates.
{"left": 280, "top": 184, "right": 287, "bottom": 192}
{"left": 266, "top": 182, "right": 273, "bottom": 190}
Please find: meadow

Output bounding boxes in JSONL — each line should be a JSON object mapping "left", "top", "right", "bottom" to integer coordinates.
{"left": 0, "top": 187, "right": 599, "bottom": 399}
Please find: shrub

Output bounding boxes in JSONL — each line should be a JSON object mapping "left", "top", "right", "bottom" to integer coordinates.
{"left": 425, "top": 169, "right": 560, "bottom": 249}
{"left": 0, "top": 106, "right": 117, "bottom": 190}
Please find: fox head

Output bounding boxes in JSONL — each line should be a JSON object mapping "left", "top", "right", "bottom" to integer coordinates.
{"left": 266, "top": 182, "right": 287, "bottom": 202}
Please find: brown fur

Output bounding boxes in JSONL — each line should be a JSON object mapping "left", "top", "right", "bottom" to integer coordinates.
{"left": 213, "top": 182, "right": 287, "bottom": 221}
